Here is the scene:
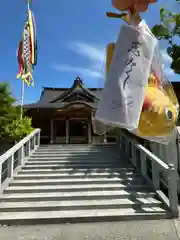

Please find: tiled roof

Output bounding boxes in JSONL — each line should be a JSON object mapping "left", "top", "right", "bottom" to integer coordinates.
{"left": 37, "top": 89, "right": 65, "bottom": 104}
{"left": 24, "top": 101, "right": 98, "bottom": 109}
{"left": 26, "top": 77, "right": 103, "bottom": 109}
{"left": 38, "top": 87, "right": 102, "bottom": 104}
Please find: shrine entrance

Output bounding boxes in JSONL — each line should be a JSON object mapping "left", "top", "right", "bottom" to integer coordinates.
{"left": 69, "top": 119, "right": 88, "bottom": 144}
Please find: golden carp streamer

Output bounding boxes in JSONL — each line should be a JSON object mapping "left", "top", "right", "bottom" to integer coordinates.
{"left": 16, "top": 7, "right": 37, "bottom": 86}
{"left": 105, "top": 43, "right": 179, "bottom": 138}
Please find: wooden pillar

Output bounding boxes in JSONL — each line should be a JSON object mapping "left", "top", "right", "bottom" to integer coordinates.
{"left": 66, "top": 119, "right": 69, "bottom": 144}
{"left": 88, "top": 121, "right": 91, "bottom": 144}
{"left": 50, "top": 120, "right": 54, "bottom": 144}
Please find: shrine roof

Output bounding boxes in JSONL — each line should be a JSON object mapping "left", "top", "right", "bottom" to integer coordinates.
{"left": 24, "top": 101, "right": 98, "bottom": 109}
{"left": 24, "top": 76, "right": 103, "bottom": 109}
{"left": 39, "top": 77, "right": 102, "bottom": 103}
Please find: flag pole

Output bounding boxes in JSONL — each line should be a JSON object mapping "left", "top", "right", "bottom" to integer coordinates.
{"left": 20, "top": 80, "right": 24, "bottom": 121}
{"left": 26, "top": 0, "right": 31, "bottom": 10}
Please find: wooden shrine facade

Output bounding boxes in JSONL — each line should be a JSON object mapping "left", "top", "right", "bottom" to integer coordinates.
{"left": 24, "top": 77, "right": 115, "bottom": 144}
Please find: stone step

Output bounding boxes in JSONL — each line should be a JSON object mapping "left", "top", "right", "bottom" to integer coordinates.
{"left": 0, "top": 143, "right": 170, "bottom": 224}
{"left": 0, "top": 198, "right": 162, "bottom": 212}
{"left": 37, "top": 150, "right": 117, "bottom": 153}
{"left": 26, "top": 159, "right": 123, "bottom": 165}
{"left": 36, "top": 149, "right": 117, "bottom": 153}
{"left": 33, "top": 149, "right": 118, "bottom": 152}
{"left": 16, "top": 171, "right": 139, "bottom": 179}
{"left": 31, "top": 154, "right": 118, "bottom": 158}
{"left": 26, "top": 159, "right": 121, "bottom": 163}
{"left": 36, "top": 148, "right": 117, "bottom": 152}
{"left": 31, "top": 152, "right": 119, "bottom": 155}
{"left": 0, "top": 190, "right": 157, "bottom": 202}
{"left": 10, "top": 177, "right": 145, "bottom": 186}
{"left": 0, "top": 208, "right": 170, "bottom": 225}
{"left": 35, "top": 152, "right": 117, "bottom": 155}
{"left": 18, "top": 168, "right": 136, "bottom": 175}
{"left": 35, "top": 152, "right": 118, "bottom": 155}
{"left": 20, "top": 167, "right": 135, "bottom": 172}
{"left": 29, "top": 156, "right": 120, "bottom": 160}
{"left": 22, "top": 164, "right": 128, "bottom": 170}
{"left": 25, "top": 158, "right": 123, "bottom": 164}
{"left": 4, "top": 183, "right": 150, "bottom": 194}
{"left": 36, "top": 149, "right": 117, "bottom": 152}
{"left": 39, "top": 145, "right": 116, "bottom": 149}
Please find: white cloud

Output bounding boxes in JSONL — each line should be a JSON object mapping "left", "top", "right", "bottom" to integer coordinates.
{"left": 53, "top": 64, "right": 103, "bottom": 78}
{"left": 68, "top": 42, "right": 105, "bottom": 63}
{"left": 160, "top": 49, "right": 175, "bottom": 77}
{"left": 53, "top": 42, "right": 106, "bottom": 79}
{"left": 54, "top": 43, "right": 177, "bottom": 81}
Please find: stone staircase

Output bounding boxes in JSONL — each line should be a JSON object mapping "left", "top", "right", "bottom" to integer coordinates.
{"left": 0, "top": 144, "right": 171, "bottom": 224}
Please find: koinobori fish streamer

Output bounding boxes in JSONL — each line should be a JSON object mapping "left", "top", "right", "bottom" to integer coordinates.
{"left": 16, "top": 8, "right": 37, "bottom": 86}
{"left": 93, "top": 4, "right": 179, "bottom": 144}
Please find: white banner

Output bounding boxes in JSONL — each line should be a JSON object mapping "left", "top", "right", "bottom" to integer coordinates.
{"left": 95, "top": 22, "right": 157, "bottom": 131}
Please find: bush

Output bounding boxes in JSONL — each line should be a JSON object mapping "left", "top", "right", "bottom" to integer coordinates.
{"left": 4, "top": 117, "right": 34, "bottom": 143}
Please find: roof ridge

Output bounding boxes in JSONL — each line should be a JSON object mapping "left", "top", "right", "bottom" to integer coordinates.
{"left": 43, "top": 87, "right": 102, "bottom": 90}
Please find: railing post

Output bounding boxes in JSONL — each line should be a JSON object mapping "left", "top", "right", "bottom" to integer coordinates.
{"left": 19, "top": 145, "right": 24, "bottom": 166}
{"left": 28, "top": 139, "right": 31, "bottom": 157}
{"left": 7, "top": 155, "right": 14, "bottom": 179}
{"left": 131, "top": 144, "right": 137, "bottom": 167}
{"left": 119, "top": 134, "right": 123, "bottom": 155}
{"left": 140, "top": 151, "right": 147, "bottom": 177}
{"left": 0, "top": 163, "right": 2, "bottom": 188}
{"left": 152, "top": 161, "right": 160, "bottom": 190}
{"left": 168, "top": 164, "right": 179, "bottom": 218}
{"left": 33, "top": 135, "right": 36, "bottom": 150}
{"left": 37, "top": 131, "right": 40, "bottom": 147}
{"left": 124, "top": 138, "right": 128, "bottom": 156}
{"left": 50, "top": 120, "right": 54, "bottom": 144}
{"left": 119, "top": 134, "right": 122, "bottom": 149}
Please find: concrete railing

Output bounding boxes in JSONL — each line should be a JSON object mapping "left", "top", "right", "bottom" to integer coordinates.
{"left": 144, "top": 128, "right": 180, "bottom": 193}
{"left": 118, "top": 130, "right": 179, "bottom": 218}
{"left": 0, "top": 129, "right": 41, "bottom": 190}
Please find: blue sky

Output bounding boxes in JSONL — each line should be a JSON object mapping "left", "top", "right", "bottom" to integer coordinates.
{"left": 0, "top": 0, "right": 179, "bottom": 104}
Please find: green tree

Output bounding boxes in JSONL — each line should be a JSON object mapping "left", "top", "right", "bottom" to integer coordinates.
{"left": 151, "top": 0, "right": 180, "bottom": 74}
{"left": 0, "top": 82, "right": 34, "bottom": 144}
{"left": 0, "top": 82, "right": 20, "bottom": 138}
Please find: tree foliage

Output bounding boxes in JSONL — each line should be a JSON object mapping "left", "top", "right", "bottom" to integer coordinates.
{"left": 0, "top": 82, "right": 19, "bottom": 137}
{"left": 151, "top": 0, "right": 180, "bottom": 74}
{"left": 4, "top": 117, "right": 34, "bottom": 143}
{"left": 0, "top": 82, "right": 34, "bottom": 144}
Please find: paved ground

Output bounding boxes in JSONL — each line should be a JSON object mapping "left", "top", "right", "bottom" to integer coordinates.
{"left": 1, "top": 220, "right": 180, "bottom": 240}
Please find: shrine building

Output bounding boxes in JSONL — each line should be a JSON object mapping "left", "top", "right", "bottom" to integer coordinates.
{"left": 24, "top": 77, "right": 116, "bottom": 144}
